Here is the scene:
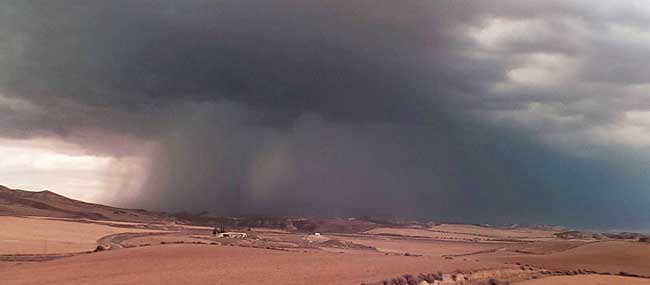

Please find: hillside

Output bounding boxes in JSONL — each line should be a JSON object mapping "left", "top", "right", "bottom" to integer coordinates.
{"left": 0, "top": 185, "right": 169, "bottom": 223}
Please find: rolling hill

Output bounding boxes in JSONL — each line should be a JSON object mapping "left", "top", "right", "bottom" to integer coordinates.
{"left": 0, "top": 185, "right": 168, "bottom": 223}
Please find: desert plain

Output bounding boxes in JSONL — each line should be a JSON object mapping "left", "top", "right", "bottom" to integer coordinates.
{"left": 1, "top": 185, "right": 649, "bottom": 285}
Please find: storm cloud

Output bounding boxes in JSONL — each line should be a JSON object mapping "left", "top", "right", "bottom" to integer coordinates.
{"left": 1, "top": 1, "right": 650, "bottom": 229}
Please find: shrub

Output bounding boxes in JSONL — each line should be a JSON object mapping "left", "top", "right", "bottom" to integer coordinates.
{"left": 419, "top": 273, "right": 435, "bottom": 283}
{"left": 403, "top": 275, "right": 417, "bottom": 285}
{"left": 435, "top": 272, "right": 443, "bottom": 281}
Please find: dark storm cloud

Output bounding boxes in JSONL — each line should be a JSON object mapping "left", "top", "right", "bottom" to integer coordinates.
{"left": 1, "top": 1, "right": 650, "bottom": 229}
{"left": 0, "top": 1, "right": 452, "bottom": 124}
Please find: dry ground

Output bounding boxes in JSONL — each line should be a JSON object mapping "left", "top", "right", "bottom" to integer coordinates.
{"left": 478, "top": 240, "right": 650, "bottom": 277}
{"left": 363, "top": 224, "right": 559, "bottom": 244}
{"left": 334, "top": 234, "right": 508, "bottom": 257}
{"left": 505, "top": 240, "right": 592, "bottom": 255}
{"left": 0, "top": 216, "right": 168, "bottom": 254}
{"left": 121, "top": 235, "right": 210, "bottom": 247}
{"left": 515, "top": 274, "right": 650, "bottom": 285}
{"left": 0, "top": 186, "right": 168, "bottom": 223}
{"left": 0, "top": 244, "right": 506, "bottom": 285}
{"left": 365, "top": 227, "right": 495, "bottom": 241}
{"left": 2, "top": 212, "right": 648, "bottom": 285}
{"left": 428, "top": 224, "right": 558, "bottom": 240}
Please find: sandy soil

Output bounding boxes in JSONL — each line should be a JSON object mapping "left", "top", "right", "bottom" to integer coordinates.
{"left": 0, "top": 216, "right": 167, "bottom": 254}
{"left": 0, "top": 262, "right": 25, "bottom": 270}
{"left": 516, "top": 275, "right": 650, "bottom": 285}
{"left": 0, "top": 244, "right": 507, "bottom": 285}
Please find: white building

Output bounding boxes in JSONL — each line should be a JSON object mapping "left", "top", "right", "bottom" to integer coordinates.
{"left": 217, "top": 232, "right": 247, "bottom": 239}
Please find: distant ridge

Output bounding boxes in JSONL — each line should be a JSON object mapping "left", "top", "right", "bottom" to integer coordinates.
{"left": 0, "top": 185, "right": 169, "bottom": 223}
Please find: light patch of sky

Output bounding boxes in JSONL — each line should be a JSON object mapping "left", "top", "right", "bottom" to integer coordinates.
{"left": 590, "top": 111, "right": 650, "bottom": 146}
{"left": 590, "top": 124, "right": 650, "bottom": 147}
{"left": 507, "top": 53, "right": 579, "bottom": 87}
{"left": 476, "top": 102, "right": 650, "bottom": 151}
{"left": 467, "top": 17, "right": 531, "bottom": 49}
{"left": 0, "top": 138, "right": 146, "bottom": 203}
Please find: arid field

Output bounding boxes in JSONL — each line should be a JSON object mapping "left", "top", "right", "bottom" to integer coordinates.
{"left": 2, "top": 244, "right": 501, "bottom": 285}
{"left": 0, "top": 216, "right": 168, "bottom": 254}
{"left": 517, "top": 275, "right": 650, "bottom": 285}
{"left": 1, "top": 186, "right": 649, "bottom": 285}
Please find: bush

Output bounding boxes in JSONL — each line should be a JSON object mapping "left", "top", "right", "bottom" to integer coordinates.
{"left": 402, "top": 274, "right": 417, "bottom": 285}
{"left": 419, "top": 273, "right": 435, "bottom": 283}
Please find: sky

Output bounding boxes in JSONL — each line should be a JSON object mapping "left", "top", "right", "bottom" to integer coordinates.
{"left": 1, "top": 1, "right": 650, "bottom": 229}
